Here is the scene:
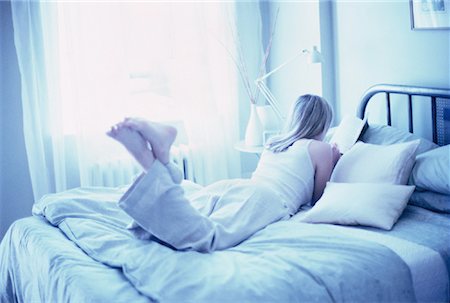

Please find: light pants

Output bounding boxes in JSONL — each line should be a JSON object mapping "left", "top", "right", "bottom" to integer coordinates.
{"left": 118, "top": 160, "right": 290, "bottom": 253}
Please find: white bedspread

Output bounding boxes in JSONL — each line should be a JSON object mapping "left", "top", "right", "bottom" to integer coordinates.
{"left": 1, "top": 182, "right": 449, "bottom": 302}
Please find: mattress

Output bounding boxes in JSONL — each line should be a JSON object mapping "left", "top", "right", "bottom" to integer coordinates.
{"left": 1, "top": 185, "right": 449, "bottom": 302}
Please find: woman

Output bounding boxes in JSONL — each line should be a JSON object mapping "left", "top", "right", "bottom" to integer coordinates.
{"left": 107, "top": 94, "right": 339, "bottom": 253}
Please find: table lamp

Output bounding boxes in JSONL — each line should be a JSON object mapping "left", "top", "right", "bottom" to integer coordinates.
{"left": 255, "top": 46, "right": 323, "bottom": 121}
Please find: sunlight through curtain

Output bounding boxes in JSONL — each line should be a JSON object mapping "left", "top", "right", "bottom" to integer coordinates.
{"left": 11, "top": 1, "right": 244, "bottom": 201}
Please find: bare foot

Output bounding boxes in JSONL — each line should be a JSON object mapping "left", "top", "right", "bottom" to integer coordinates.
{"left": 123, "top": 118, "right": 177, "bottom": 165}
{"left": 107, "top": 122, "right": 155, "bottom": 171}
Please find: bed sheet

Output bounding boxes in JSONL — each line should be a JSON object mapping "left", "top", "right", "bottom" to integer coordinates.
{"left": 292, "top": 206, "right": 450, "bottom": 302}
{"left": 0, "top": 216, "right": 150, "bottom": 303}
{"left": 1, "top": 183, "right": 449, "bottom": 302}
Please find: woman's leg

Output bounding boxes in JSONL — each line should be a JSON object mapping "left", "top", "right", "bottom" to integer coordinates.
{"left": 107, "top": 121, "right": 181, "bottom": 239}
{"left": 119, "top": 173, "right": 290, "bottom": 252}
{"left": 110, "top": 119, "right": 289, "bottom": 252}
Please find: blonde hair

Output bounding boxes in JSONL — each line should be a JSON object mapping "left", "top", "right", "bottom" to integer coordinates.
{"left": 266, "top": 94, "right": 333, "bottom": 153}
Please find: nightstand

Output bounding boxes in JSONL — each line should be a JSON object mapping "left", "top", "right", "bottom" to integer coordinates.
{"left": 234, "top": 140, "right": 263, "bottom": 178}
{"left": 234, "top": 140, "right": 264, "bottom": 155}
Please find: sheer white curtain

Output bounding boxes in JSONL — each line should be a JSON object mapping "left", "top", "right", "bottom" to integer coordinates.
{"left": 12, "top": 1, "right": 243, "bottom": 201}
{"left": 11, "top": 1, "right": 59, "bottom": 201}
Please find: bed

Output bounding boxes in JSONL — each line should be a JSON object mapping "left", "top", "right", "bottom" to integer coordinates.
{"left": 1, "top": 84, "right": 449, "bottom": 303}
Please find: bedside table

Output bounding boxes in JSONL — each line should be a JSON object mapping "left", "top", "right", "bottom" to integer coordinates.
{"left": 234, "top": 140, "right": 264, "bottom": 155}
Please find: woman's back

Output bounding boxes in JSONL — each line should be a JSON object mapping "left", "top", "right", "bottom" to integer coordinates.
{"left": 251, "top": 139, "right": 315, "bottom": 215}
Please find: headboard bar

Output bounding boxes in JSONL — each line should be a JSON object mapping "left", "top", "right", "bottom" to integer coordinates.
{"left": 431, "top": 97, "right": 437, "bottom": 143}
{"left": 357, "top": 84, "right": 450, "bottom": 119}
{"left": 408, "top": 95, "right": 413, "bottom": 133}
{"left": 386, "top": 93, "right": 392, "bottom": 126}
{"left": 357, "top": 84, "right": 450, "bottom": 145}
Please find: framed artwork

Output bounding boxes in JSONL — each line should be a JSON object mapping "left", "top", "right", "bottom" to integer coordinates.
{"left": 410, "top": 0, "right": 450, "bottom": 29}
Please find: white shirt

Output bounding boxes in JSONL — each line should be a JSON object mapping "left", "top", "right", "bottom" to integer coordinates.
{"left": 251, "top": 139, "right": 315, "bottom": 214}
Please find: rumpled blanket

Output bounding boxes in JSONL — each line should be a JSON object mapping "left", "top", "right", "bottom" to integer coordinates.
{"left": 27, "top": 183, "right": 417, "bottom": 303}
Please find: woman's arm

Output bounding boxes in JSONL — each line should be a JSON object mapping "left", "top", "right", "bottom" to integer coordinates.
{"left": 309, "top": 141, "right": 340, "bottom": 204}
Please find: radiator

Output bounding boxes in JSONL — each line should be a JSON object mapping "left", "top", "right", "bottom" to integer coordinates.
{"left": 88, "top": 144, "right": 195, "bottom": 187}
{"left": 89, "top": 157, "right": 141, "bottom": 188}
{"left": 170, "top": 144, "right": 195, "bottom": 182}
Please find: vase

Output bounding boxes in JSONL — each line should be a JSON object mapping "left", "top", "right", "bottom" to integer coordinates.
{"left": 244, "top": 103, "right": 263, "bottom": 146}
{"left": 256, "top": 105, "right": 282, "bottom": 132}
{"left": 256, "top": 105, "right": 282, "bottom": 144}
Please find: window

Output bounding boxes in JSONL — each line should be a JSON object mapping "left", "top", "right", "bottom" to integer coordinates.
{"left": 56, "top": 2, "right": 203, "bottom": 135}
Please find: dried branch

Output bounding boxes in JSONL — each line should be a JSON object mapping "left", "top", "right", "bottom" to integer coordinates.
{"left": 220, "top": 6, "right": 280, "bottom": 105}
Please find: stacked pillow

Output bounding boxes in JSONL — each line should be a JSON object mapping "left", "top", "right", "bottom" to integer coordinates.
{"left": 300, "top": 123, "right": 426, "bottom": 230}
{"left": 363, "top": 124, "right": 450, "bottom": 214}
{"left": 299, "top": 182, "right": 416, "bottom": 230}
{"left": 302, "top": 123, "right": 449, "bottom": 229}
{"left": 409, "top": 145, "right": 450, "bottom": 213}
{"left": 410, "top": 145, "right": 449, "bottom": 194}
{"left": 329, "top": 140, "right": 419, "bottom": 185}
{"left": 360, "top": 123, "right": 437, "bottom": 154}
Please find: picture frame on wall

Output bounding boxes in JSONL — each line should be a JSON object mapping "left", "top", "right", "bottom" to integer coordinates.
{"left": 410, "top": 0, "right": 450, "bottom": 29}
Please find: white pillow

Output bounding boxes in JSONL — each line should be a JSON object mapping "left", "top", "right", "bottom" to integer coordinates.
{"left": 361, "top": 123, "right": 437, "bottom": 155}
{"left": 410, "top": 145, "right": 450, "bottom": 195}
{"left": 331, "top": 140, "right": 420, "bottom": 184}
{"left": 409, "top": 190, "right": 450, "bottom": 213}
{"left": 299, "top": 182, "right": 415, "bottom": 230}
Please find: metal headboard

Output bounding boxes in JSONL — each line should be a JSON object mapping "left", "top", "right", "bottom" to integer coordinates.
{"left": 357, "top": 84, "right": 450, "bottom": 146}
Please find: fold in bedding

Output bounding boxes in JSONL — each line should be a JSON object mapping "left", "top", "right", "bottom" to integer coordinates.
{"left": 0, "top": 217, "right": 150, "bottom": 303}
{"left": 20, "top": 185, "right": 425, "bottom": 302}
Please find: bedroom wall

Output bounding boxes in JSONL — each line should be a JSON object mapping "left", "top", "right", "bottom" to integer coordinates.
{"left": 332, "top": 0, "right": 450, "bottom": 122}
{"left": 0, "top": 1, "right": 34, "bottom": 241}
{"left": 237, "top": 1, "right": 325, "bottom": 177}
{"left": 268, "top": 0, "right": 323, "bottom": 117}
